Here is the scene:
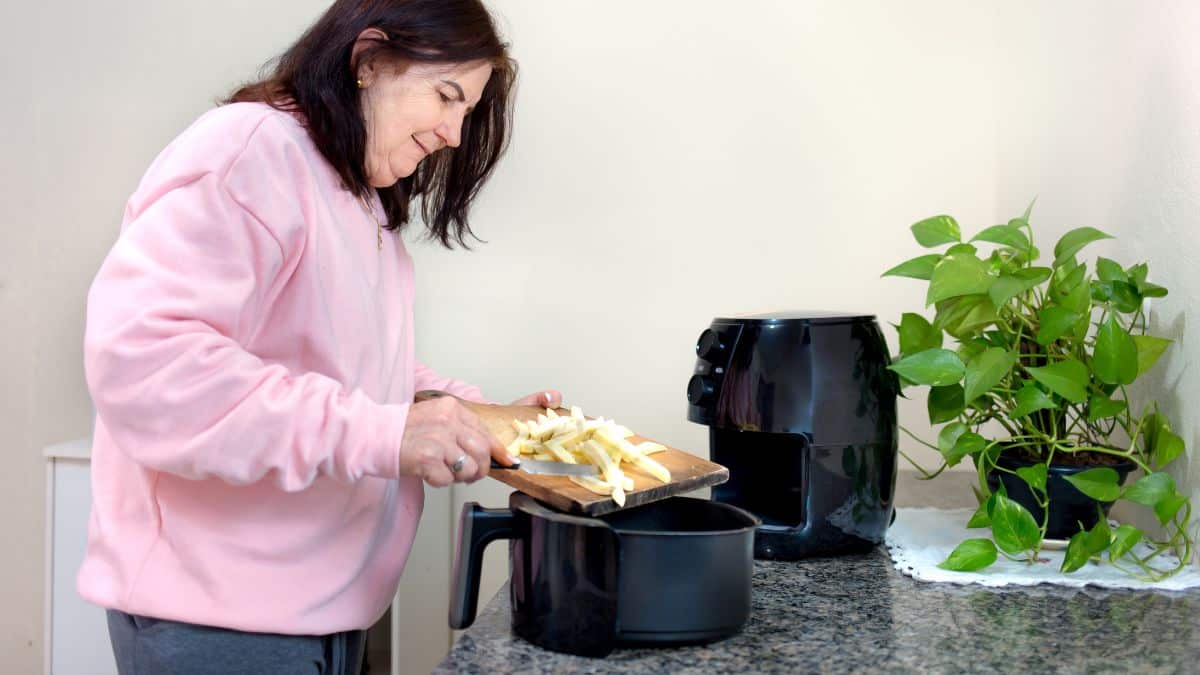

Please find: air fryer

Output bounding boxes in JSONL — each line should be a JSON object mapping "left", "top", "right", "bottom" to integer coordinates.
{"left": 686, "top": 311, "right": 899, "bottom": 560}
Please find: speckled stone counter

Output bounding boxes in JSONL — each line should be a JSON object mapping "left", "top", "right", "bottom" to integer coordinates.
{"left": 434, "top": 549, "right": 1200, "bottom": 674}
{"left": 434, "top": 473, "right": 1200, "bottom": 673}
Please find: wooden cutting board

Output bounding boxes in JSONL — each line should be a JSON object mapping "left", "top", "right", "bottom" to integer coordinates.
{"left": 415, "top": 391, "right": 728, "bottom": 516}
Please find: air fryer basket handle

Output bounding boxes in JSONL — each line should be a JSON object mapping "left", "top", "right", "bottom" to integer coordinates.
{"left": 449, "top": 502, "right": 516, "bottom": 629}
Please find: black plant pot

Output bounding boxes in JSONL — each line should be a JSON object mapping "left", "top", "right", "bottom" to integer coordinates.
{"left": 986, "top": 454, "right": 1137, "bottom": 540}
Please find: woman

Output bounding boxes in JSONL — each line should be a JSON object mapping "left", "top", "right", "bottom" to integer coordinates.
{"left": 78, "top": 1, "right": 555, "bottom": 672}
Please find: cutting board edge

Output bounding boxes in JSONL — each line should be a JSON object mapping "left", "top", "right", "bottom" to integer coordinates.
{"left": 566, "top": 466, "right": 730, "bottom": 517}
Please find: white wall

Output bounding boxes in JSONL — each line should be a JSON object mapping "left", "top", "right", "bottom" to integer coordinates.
{"left": 992, "top": 2, "right": 1200, "bottom": 535}
{"left": 435, "top": 0, "right": 999, "bottom": 608}
{"left": 0, "top": 2, "right": 343, "bottom": 672}
{"left": 3, "top": 2, "right": 1198, "bottom": 674}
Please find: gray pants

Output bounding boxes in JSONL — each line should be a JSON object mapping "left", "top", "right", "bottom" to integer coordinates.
{"left": 106, "top": 610, "right": 366, "bottom": 675}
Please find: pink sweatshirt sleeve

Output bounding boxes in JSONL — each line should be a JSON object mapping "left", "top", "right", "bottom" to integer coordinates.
{"left": 84, "top": 114, "right": 405, "bottom": 491}
{"left": 413, "top": 361, "right": 490, "bottom": 404}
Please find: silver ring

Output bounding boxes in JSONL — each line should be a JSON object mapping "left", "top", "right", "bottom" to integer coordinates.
{"left": 449, "top": 454, "right": 468, "bottom": 473}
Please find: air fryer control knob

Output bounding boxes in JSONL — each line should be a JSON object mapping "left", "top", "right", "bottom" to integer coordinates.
{"left": 687, "top": 374, "right": 716, "bottom": 406}
{"left": 696, "top": 329, "right": 727, "bottom": 362}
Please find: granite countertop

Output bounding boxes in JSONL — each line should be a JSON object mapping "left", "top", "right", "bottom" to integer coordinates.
{"left": 434, "top": 473, "right": 1200, "bottom": 674}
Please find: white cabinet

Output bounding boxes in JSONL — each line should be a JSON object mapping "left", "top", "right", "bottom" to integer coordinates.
{"left": 44, "top": 440, "right": 455, "bottom": 675}
{"left": 44, "top": 441, "right": 116, "bottom": 675}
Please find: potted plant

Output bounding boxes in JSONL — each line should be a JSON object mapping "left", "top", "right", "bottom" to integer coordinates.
{"left": 882, "top": 202, "right": 1194, "bottom": 579}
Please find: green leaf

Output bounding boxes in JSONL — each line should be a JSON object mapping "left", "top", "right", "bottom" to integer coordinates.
{"left": 1084, "top": 514, "right": 1112, "bottom": 555}
{"left": 1093, "top": 316, "right": 1138, "bottom": 385}
{"left": 1133, "top": 335, "right": 1172, "bottom": 377}
{"left": 1061, "top": 276, "right": 1092, "bottom": 315}
{"left": 927, "top": 384, "right": 965, "bottom": 424}
{"left": 991, "top": 493, "right": 1042, "bottom": 554}
{"left": 938, "top": 538, "right": 998, "bottom": 571}
{"left": 888, "top": 349, "right": 965, "bottom": 386}
{"left": 1108, "top": 524, "right": 1142, "bottom": 562}
{"left": 957, "top": 339, "right": 988, "bottom": 364}
{"left": 1155, "top": 493, "right": 1188, "bottom": 525}
{"left": 981, "top": 330, "right": 1008, "bottom": 348}
{"left": 938, "top": 422, "right": 968, "bottom": 458}
{"left": 1053, "top": 260, "right": 1085, "bottom": 288}
{"left": 897, "top": 313, "right": 942, "bottom": 356}
{"left": 911, "top": 215, "right": 961, "bottom": 248}
{"left": 1139, "top": 282, "right": 1168, "bottom": 298}
{"left": 1016, "top": 265, "right": 1052, "bottom": 282}
{"left": 1063, "top": 467, "right": 1122, "bottom": 502}
{"left": 963, "top": 348, "right": 1018, "bottom": 404}
{"left": 946, "top": 243, "right": 978, "bottom": 256}
{"left": 1024, "top": 359, "right": 1090, "bottom": 404}
{"left": 1127, "top": 263, "right": 1148, "bottom": 286}
{"left": 1049, "top": 263, "right": 1092, "bottom": 316}
{"left": 944, "top": 432, "right": 987, "bottom": 467}
{"left": 1062, "top": 530, "right": 1091, "bottom": 572}
{"left": 1087, "top": 394, "right": 1127, "bottom": 421}
{"left": 934, "top": 296, "right": 999, "bottom": 340}
{"left": 1095, "top": 257, "right": 1129, "bottom": 283}
{"left": 1110, "top": 281, "right": 1142, "bottom": 314}
{"left": 988, "top": 267, "right": 1052, "bottom": 307}
{"left": 1072, "top": 312, "right": 1092, "bottom": 343}
{"left": 1154, "top": 429, "right": 1185, "bottom": 469}
{"left": 1053, "top": 258, "right": 1084, "bottom": 288}
{"left": 1124, "top": 473, "right": 1175, "bottom": 507}
{"left": 1140, "top": 413, "right": 1170, "bottom": 456}
{"left": 1011, "top": 383, "right": 1057, "bottom": 418}
{"left": 1022, "top": 197, "right": 1038, "bottom": 222}
{"left": 927, "top": 255, "right": 995, "bottom": 306}
{"left": 883, "top": 254, "right": 943, "bottom": 280}
{"left": 1064, "top": 517, "right": 1112, "bottom": 573}
{"left": 1036, "top": 306, "right": 1082, "bottom": 346}
{"left": 1016, "top": 463, "right": 1048, "bottom": 493}
{"left": 1054, "top": 227, "right": 1114, "bottom": 267}
{"left": 967, "top": 494, "right": 994, "bottom": 528}
{"left": 972, "top": 224, "right": 1030, "bottom": 250}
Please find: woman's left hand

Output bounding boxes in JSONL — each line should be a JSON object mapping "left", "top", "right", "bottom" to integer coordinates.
{"left": 510, "top": 390, "right": 563, "bottom": 408}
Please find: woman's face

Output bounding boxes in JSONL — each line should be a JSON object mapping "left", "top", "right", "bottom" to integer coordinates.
{"left": 359, "top": 59, "right": 493, "bottom": 187}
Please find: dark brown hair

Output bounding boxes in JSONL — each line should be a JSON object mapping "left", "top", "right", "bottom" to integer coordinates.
{"left": 226, "top": 0, "right": 516, "bottom": 247}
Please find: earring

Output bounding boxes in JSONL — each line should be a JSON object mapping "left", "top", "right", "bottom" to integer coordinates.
{"left": 356, "top": 78, "right": 365, "bottom": 89}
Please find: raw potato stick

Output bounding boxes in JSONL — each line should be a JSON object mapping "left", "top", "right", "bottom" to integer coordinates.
{"left": 511, "top": 405, "right": 670, "bottom": 506}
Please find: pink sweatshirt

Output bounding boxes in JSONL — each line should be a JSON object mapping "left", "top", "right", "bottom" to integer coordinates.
{"left": 78, "top": 102, "right": 486, "bottom": 635}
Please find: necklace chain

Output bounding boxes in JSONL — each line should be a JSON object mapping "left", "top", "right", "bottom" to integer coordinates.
{"left": 358, "top": 194, "right": 384, "bottom": 251}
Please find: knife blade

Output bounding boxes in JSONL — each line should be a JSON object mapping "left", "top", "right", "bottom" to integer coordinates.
{"left": 490, "top": 458, "right": 599, "bottom": 477}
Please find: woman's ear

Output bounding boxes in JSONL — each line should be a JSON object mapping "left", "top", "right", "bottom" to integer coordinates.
{"left": 351, "top": 27, "right": 389, "bottom": 85}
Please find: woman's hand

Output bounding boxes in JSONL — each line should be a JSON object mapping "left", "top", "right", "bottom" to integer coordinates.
{"left": 510, "top": 390, "right": 563, "bottom": 408}
{"left": 399, "top": 395, "right": 508, "bottom": 487}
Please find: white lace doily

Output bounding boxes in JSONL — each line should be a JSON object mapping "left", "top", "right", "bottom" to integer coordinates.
{"left": 885, "top": 507, "right": 1200, "bottom": 591}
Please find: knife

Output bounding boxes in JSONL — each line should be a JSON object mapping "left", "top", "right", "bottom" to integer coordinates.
{"left": 490, "top": 458, "right": 599, "bottom": 477}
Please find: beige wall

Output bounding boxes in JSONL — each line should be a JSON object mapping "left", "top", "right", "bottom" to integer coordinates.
{"left": 1, "top": 2, "right": 337, "bottom": 671}
{"left": 432, "top": 0, "right": 998, "bottom": 470}
{"left": 992, "top": 2, "right": 1200, "bottom": 534}
{"left": 438, "top": 0, "right": 1000, "bottom": 613}
{"left": 2, "top": 2, "right": 1197, "bottom": 673}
